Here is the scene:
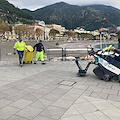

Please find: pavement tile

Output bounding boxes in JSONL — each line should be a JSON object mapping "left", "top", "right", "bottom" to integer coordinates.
{"left": 87, "top": 86, "right": 103, "bottom": 92}
{"left": 40, "top": 105, "right": 66, "bottom": 120}
{"left": 73, "top": 84, "right": 89, "bottom": 90}
{"left": 102, "top": 88, "right": 118, "bottom": 95}
{"left": 10, "top": 99, "right": 33, "bottom": 109}
{"left": 5, "top": 92, "right": 26, "bottom": 101}
{"left": 23, "top": 93, "right": 42, "bottom": 101}
{"left": 0, "top": 92, "right": 7, "bottom": 99}
{"left": 108, "top": 100, "right": 120, "bottom": 109}
{"left": 42, "top": 92, "right": 62, "bottom": 101}
{"left": 60, "top": 114, "right": 85, "bottom": 120}
{"left": 0, "top": 106, "right": 20, "bottom": 119}
{"left": 16, "top": 106, "right": 43, "bottom": 120}
{"left": 31, "top": 98, "right": 53, "bottom": 110}
{"left": 102, "top": 108, "right": 120, "bottom": 117}
{"left": 0, "top": 98, "right": 13, "bottom": 109}
{"left": 28, "top": 84, "right": 43, "bottom": 90}
{"left": 52, "top": 98, "right": 74, "bottom": 109}
{"left": 33, "top": 115, "right": 56, "bottom": 120}
{"left": 73, "top": 102, "right": 98, "bottom": 114}
{"left": 90, "top": 91, "right": 108, "bottom": 100}
{"left": 91, "top": 100, "right": 117, "bottom": 110}
{"left": 68, "top": 88, "right": 85, "bottom": 95}
{"left": 51, "top": 88, "right": 68, "bottom": 95}
{"left": 83, "top": 111, "right": 110, "bottom": 120}
{"left": 7, "top": 115, "right": 28, "bottom": 120}
{"left": 2, "top": 88, "right": 19, "bottom": 95}
{"left": 107, "top": 94, "right": 120, "bottom": 102}
{"left": 60, "top": 92, "right": 80, "bottom": 101}
{"left": 60, "top": 106, "right": 80, "bottom": 118}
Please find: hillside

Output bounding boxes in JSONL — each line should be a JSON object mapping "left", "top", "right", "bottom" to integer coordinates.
{"left": 23, "top": 2, "right": 120, "bottom": 31}
{"left": 0, "top": 0, "right": 33, "bottom": 24}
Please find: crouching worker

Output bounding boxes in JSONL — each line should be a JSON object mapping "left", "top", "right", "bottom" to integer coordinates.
{"left": 13, "top": 38, "right": 27, "bottom": 67}
{"left": 33, "top": 40, "right": 45, "bottom": 64}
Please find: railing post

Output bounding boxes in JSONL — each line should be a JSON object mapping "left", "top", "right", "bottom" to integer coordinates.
{"left": 0, "top": 49, "right": 1, "bottom": 61}
{"left": 62, "top": 48, "right": 63, "bottom": 61}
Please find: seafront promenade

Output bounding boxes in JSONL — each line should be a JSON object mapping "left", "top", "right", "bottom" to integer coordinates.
{"left": 0, "top": 61, "right": 120, "bottom": 120}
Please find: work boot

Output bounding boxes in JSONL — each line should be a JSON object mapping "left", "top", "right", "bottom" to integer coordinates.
{"left": 19, "top": 64, "right": 23, "bottom": 67}
{"left": 41, "top": 61, "right": 46, "bottom": 65}
{"left": 34, "top": 61, "right": 37, "bottom": 64}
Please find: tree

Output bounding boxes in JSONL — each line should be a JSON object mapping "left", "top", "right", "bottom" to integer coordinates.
{"left": 0, "top": 23, "right": 10, "bottom": 38}
{"left": 63, "top": 31, "right": 74, "bottom": 40}
{"left": 49, "top": 29, "right": 60, "bottom": 40}
{"left": 14, "top": 25, "right": 32, "bottom": 38}
{"left": 35, "top": 28, "right": 43, "bottom": 40}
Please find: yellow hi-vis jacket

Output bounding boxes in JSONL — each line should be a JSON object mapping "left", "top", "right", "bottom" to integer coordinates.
{"left": 14, "top": 41, "right": 27, "bottom": 51}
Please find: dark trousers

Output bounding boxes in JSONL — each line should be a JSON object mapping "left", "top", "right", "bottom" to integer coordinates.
{"left": 17, "top": 51, "right": 24, "bottom": 64}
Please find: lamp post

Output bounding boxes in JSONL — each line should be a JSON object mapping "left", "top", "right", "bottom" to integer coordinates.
{"left": 99, "top": 29, "right": 102, "bottom": 49}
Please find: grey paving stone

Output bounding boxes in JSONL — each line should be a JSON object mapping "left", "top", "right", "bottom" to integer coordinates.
{"left": 16, "top": 106, "right": 43, "bottom": 120}
{"left": 2, "top": 88, "right": 19, "bottom": 95}
{"left": 34, "top": 87, "right": 53, "bottom": 95}
{"left": 33, "top": 115, "right": 56, "bottom": 120}
{"left": 42, "top": 92, "right": 62, "bottom": 101}
{"left": 60, "top": 92, "right": 80, "bottom": 101}
{"left": 68, "top": 88, "right": 85, "bottom": 95}
{"left": 52, "top": 98, "right": 74, "bottom": 109}
{"left": 83, "top": 111, "right": 111, "bottom": 120}
{"left": 0, "top": 106, "right": 20, "bottom": 119}
{"left": 40, "top": 105, "right": 66, "bottom": 120}
{"left": 108, "top": 94, "right": 120, "bottom": 102}
{"left": 91, "top": 100, "right": 117, "bottom": 110}
{"left": 73, "top": 84, "right": 89, "bottom": 90}
{"left": 73, "top": 102, "right": 98, "bottom": 114}
{"left": 31, "top": 98, "right": 53, "bottom": 110}
{"left": 60, "top": 114, "right": 85, "bottom": 120}
{"left": 0, "top": 98, "right": 13, "bottom": 109}
{"left": 102, "top": 108, "right": 120, "bottom": 118}
{"left": 102, "top": 88, "right": 118, "bottom": 95}
{"left": 90, "top": 91, "right": 109, "bottom": 100}
{"left": 7, "top": 115, "right": 28, "bottom": 120}
{"left": 0, "top": 92, "right": 7, "bottom": 99}
{"left": 51, "top": 88, "right": 68, "bottom": 95}
{"left": 23, "top": 93, "right": 41, "bottom": 102}
{"left": 10, "top": 99, "right": 33, "bottom": 109}
{"left": 82, "top": 90, "right": 93, "bottom": 96}
{"left": 87, "top": 86, "right": 103, "bottom": 92}
{"left": 97, "top": 83, "right": 113, "bottom": 89}
{"left": 5, "top": 92, "right": 26, "bottom": 101}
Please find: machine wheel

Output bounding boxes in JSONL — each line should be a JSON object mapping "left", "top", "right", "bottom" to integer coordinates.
{"left": 118, "top": 74, "right": 120, "bottom": 82}
{"left": 23, "top": 61, "right": 25, "bottom": 64}
{"left": 103, "top": 74, "right": 110, "bottom": 82}
{"left": 31, "top": 61, "right": 32, "bottom": 64}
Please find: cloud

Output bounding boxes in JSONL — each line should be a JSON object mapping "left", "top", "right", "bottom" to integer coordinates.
{"left": 7, "top": 0, "right": 120, "bottom": 10}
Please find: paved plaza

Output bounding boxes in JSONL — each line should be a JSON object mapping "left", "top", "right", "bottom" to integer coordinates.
{"left": 0, "top": 61, "right": 120, "bottom": 120}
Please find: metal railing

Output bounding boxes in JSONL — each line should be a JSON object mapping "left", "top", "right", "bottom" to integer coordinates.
{"left": 47, "top": 48, "right": 88, "bottom": 61}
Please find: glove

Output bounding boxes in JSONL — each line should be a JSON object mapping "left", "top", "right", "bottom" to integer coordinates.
{"left": 110, "top": 47, "right": 115, "bottom": 51}
{"left": 13, "top": 52, "right": 16, "bottom": 55}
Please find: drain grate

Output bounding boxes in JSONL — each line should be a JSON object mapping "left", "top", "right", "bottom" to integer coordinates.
{"left": 58, "top": 80, "right": 76, "bottom": 86}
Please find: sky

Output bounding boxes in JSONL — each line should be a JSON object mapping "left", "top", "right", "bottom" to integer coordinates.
{"left": 7, "top": 0, "right": 120, "bottom": 11}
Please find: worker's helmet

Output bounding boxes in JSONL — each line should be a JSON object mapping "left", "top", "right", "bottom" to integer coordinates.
{"left": 39, "top": 40, "right": 42, "bottom": 42}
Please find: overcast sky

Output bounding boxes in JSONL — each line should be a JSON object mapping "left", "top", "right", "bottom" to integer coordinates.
{"left": 7, "top": 0, "right": 120, "bottom": 11}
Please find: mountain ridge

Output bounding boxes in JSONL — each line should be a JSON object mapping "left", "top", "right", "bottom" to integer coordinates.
{"left": 23, "top": 2, "right": 120, "bottom": 31}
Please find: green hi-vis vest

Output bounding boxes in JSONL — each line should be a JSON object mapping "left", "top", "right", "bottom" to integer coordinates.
{"left": 14, "top": 41, "right": 26, "bottom": 51}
